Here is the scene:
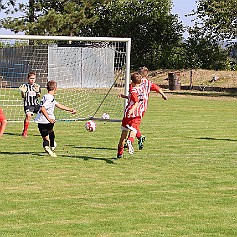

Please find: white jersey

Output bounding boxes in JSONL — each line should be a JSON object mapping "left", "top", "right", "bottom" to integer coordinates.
{"left": 35, "top": 93, "right": 58, "bottom": 124}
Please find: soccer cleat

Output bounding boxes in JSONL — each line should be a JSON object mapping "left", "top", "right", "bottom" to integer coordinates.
{"left": 117, "top": 154, "right": 122, "bottom": 159}
{"left": 127, "top": 140, "right": 134, "bottom": 155}
{"left": 44, "top": 146, "right": 57, "bottom": 157}
{"left": 51, "top": 141, "right": 57, "bottom": 152}
{"left": 138, "top": 135, "right": 146, "bottom": 150}
{"left": 22, "top": 132, "right": 27, "bottom": 137}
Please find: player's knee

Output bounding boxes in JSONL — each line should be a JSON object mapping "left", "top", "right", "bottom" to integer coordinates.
{"left": 25, "top": 115, "right": 31, "bottom": 120}
{"left": 40, "top": 130, "right": 49, "bottom": 137}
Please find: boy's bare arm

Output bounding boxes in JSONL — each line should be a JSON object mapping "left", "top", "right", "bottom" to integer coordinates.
{"left": 56, "top": 103, "right": 76, "bottom": 114}
{"left": 119, "top": 94, "right": 128, "bottom": 99}
{"left": 158, "top": 88, "right": 168, "bottom": 100}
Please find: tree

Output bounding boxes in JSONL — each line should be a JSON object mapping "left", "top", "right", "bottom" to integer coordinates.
{"left": 80, "top": 0, "right": 184, "bottom": 69}
{"left": 0, "top": 0, "right": 109, "bottom": 36}
{"left": 184, "top": 27, "right": 230, "bottom": 70}
{"left": 194, "top": 0, "right": 237, "bottom": 41}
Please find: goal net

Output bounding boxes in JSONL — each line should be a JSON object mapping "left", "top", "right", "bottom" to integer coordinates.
{"left": 0, "top": 35, "right": 131, "bottom": 122}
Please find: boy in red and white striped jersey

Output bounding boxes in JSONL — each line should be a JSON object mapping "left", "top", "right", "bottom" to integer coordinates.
{"left": 117, "top": 72, "right": 144, "bottom": 158}
{"left": 122, "top": 67, "right": 168, "bottom": 151}
{"left": 0, "top": 107, "right": 7, "bottom": 138}
{"left": 136, "top": 66, "right": 168, "bottom": 148}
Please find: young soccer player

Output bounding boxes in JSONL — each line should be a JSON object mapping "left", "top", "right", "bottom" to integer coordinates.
{"left": 117, "top": 72, "right": 144, "bottom": 158}
{"left": 35, "top": 80, "right": 76, "bottom": 157}
{"left": 19, "top": 71, "right": 41, "bottom": 137}
{"left": 121, "top": 66, "right": 168, "bottom": 150}
{"left": 137, "top": 66, "right": 168, "bottom": 148}
{"left": 0, "top": 107, "right": 7, "bottom": 138}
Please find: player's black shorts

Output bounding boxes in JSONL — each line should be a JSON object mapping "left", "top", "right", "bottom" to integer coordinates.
{"left": 38, "top": 123, "right": 54, "bottom": 137}
{"left": 24, "top": 105, "right": 40, "bottom": 115}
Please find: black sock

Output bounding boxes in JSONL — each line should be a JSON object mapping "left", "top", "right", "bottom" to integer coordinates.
{"left": 49, "top": 131, "right": 55, "bottom": 147}
{"left": 43, "top": 140, "right": 50, "bottom": 148}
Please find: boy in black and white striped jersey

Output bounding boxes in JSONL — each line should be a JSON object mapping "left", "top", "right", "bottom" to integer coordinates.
{"left": 19, "top": 71, "right": 41, "bottom": 137}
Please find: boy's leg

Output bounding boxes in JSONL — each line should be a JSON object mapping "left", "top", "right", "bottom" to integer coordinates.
{"left": 123, "top": 131, "right": 130, "bottom": 148}
{"left": 137, "top": 129, "right": 146, "bottom": 150}
{"left": 126, "top": 117, "right": 141, "bottom": 154}
{"left": 22, "top": 113, "right": 31, "bottom": 137}
{"left": 49, "top": 130, "right": 57, "bottom": 151}
{"left": 38, "top": 123, "right": 57, "bottom": 157}
{"left": 127, "top": 131, "right": 136, "bottom": 155}
{"left": 42, "top": 137, "right": 57, "bottom": 157}
{"left": 136, "top": 129, "right": 141, "bottom": 139}
{"left": 136, "top": 124, "right": 145, "bottom": 150}
{"left": 117, "top": 130, "right": 128, "bottom": 158}
{"left": 0, "top": 119, "right": 7, "bottom": 137}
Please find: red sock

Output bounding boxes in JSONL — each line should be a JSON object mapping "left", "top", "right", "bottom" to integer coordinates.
{"left": 117, "top": 145, "right": 124, "bottom": 155}
{"left": 136, "top": 130, "right": 141, "bottom": 139}
{"left": 23, "top": 121, "right": 30, "bottom": 133}
{"left": 128, "top": 137, "right": 135, "bottom": 143}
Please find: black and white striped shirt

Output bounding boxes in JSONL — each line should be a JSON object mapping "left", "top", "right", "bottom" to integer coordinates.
{"left": 23, "top": 83, "right": 41, "bottom": 106}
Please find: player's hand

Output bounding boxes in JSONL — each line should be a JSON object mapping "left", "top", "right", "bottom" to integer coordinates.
{"left": 19, "top": 84, "right": 27, "bottom": 93}
{"left": 70, "top": 109, "right": 76, "bottom": 114}
{"left": 48, "top": 118, "right": 56, "bottom": 124}
{"left": 119, "top": 94, "right": 127, "bottom": 99}
{"left": 33, "top": 83, "right": 40, "bottom": 93}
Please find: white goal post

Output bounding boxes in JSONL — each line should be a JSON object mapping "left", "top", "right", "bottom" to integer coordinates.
{"left": 0, "top": 34, "right": 131, "bottom": 122}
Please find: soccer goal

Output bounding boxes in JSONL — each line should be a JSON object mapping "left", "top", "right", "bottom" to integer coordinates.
{"left": 0, "top": 35, "right": 131, "bottom": 122}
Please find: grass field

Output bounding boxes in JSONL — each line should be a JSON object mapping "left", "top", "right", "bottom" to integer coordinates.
{"left": 0, "top": 91, "right": 236, "bottom": 237}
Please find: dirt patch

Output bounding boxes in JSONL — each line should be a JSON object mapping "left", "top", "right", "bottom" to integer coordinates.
{"left": 149, "top": 69, "right": 237, "bottom": 88}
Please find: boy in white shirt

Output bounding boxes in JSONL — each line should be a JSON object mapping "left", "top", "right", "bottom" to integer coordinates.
{"left": 35, "top": 80, "right": 76, "bottom": 157}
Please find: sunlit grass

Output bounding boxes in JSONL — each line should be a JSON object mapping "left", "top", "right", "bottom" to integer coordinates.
{"left": 0, "top": 91, "right": 236, "bottom": 236}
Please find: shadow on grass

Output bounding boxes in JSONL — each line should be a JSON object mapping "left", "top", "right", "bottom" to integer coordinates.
{"left": 0, "top": 151, "right": 117, "bottom": 164}
{"left": 66, "top": 144, "right": 117, "bottom": 151}
{"left": 60, "top": 154, "right": 117, "bottom": 164}
{"left": 0, "top": 151, "right": 45, "bottom": 156}
{"left": 4, "top": 132, "right": 19, "bottom": 136}
{"left": 196, "top": 137, "right": 237, "bottom": 142}
{"left": 4, "top": 132, "right": 41, "bottom": 137}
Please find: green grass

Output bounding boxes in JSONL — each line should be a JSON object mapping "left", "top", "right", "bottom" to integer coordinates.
{"left": 0, "top": 91, "right": 236, "bottom": 237}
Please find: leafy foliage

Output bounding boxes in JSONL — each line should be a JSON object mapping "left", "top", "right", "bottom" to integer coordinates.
{"left": 0, "top": 0, "right": 109, "bottom": 35}
{"left": 183, "top": 27, "right": 230, "bottom": 70}
{"left": 194, "top": 0, "right": 237, "bottom": 41}
{"left": 80, "top": 0, "right": 184, "bottom": 69}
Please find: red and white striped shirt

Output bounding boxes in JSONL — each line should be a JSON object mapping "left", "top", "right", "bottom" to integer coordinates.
{"left": 128, "top": 78, "right": 160, "bottom": 116}
{"left": 124, "top": 86, "right": 144, "bottom": 118}
{"left": 140, "top": 78, "right": 160, "bottom": 114}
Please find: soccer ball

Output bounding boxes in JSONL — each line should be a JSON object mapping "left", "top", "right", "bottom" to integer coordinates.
{"left": 85, "top": 120, "right": 96, "bottom": 132}
{"left": 102, "top": 113, "right": 110, "bottom": 120}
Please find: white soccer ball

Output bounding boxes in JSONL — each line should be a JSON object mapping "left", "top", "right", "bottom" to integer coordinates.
{"left": 102, "top": 113, "right": 110, "bottom": 120}
{"left": 85, "top": 120, "right": 96, "bottom": 132}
